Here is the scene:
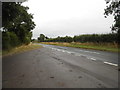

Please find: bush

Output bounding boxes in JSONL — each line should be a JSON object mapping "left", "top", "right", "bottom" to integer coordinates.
{"left": 2, "top": 32, "right": 10, "bottom": 50}
{"left": 42, "top": 33, "right": 118, "bottom": 44}
{"left": 2, "top": 31, "right": 20, "bottom": 50}
{"left": 73, "top": 33, "right": 118, "bottom": 43}
{"left": 23, "top": 36, "right": 31, "bottom": 45}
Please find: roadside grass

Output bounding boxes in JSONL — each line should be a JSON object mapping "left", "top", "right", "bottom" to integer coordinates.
{"left": 2, "top": 43, "right": 42, "bottom": 57}
{"left": 40, "top": 42, "right": 119, "bottom": 52}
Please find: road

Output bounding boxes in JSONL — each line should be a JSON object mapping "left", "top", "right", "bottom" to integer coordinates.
{"left": 3, "top": 44, "right": 119, "bottom": 88}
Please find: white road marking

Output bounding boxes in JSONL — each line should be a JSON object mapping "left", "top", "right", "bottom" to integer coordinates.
{"left": 48, "top": 46, "right": 100, "bottom": 55}
{"left": 66, "top": 51, "right": 73, "bottom": 54}
{"left": 49, "top": 47, "right": 118, "bottom": 67}
{"left": 90, "top": 58, "right": 96, "bottom": 61}
{"left": 84, "top": 51, "right": 100, "bottom": 54}
{"left": 61, "top": 50, "right": 65, "bottom": 52}
{"left": 104, "top": 62, "right": 118, "bottom": 66}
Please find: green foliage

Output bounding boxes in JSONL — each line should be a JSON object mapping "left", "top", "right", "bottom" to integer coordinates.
{"left": 104, "top": 0, "right": 120, "bottom": 39}
{"left": 42, "top": 33, "right": 117, "bottom": 43}
{"left": 23, "top": 37, "right": 31, "bottom": 45}
{"left": 2, "top": 32, "right": 20, "bottom": 50}
{"left": 38, "top": 34, "right": 45, "bottom": 42}
{"left": 73, "top": 33, "right": 118, "bottom": 43}
{"left": 43, "top": 36, "right": 73, "bottom": 43}
{"left": 2, "top": 2, "right": 35, "bottom": 50}
{"left": 22, "top": 32, "right": 32, "bottom": 44}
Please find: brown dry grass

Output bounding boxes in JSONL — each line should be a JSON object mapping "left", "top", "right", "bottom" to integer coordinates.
{"left": 2, "top": 43, "right": 42, "bottom": 57}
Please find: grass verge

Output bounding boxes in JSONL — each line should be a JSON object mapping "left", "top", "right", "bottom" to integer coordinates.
{"left": 41, "top": 42, "right": 119, "bottom": 52}
{"left": 2, "top": 43, "right": 42, "bottom": 57}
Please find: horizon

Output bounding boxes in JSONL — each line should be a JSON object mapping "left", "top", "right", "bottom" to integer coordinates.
{"left": 22, "top": 0, "right": 114, "bottom": 39}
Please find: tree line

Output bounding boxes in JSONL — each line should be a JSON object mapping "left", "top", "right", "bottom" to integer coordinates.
{"left": 37, "top": 33, "right": 118, "bottom": 43}
{"left": 37, "top": 0, "right": 120, "bottom": 44}
{"left": 2, "top": 2, "right": 35, "bottom": 50}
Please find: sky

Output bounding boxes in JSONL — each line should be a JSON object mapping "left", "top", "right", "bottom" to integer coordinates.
{"left": 22, "top": 0, "right": 114, "bottom": 39}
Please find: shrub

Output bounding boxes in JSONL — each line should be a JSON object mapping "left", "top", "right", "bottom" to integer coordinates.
{"left": 2, "top": 31, "right": 20, "bottom": 50}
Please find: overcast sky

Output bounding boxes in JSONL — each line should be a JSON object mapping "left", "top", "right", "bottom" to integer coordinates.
{"left": 22, "top": 0, "right": 114, "bottom": 39}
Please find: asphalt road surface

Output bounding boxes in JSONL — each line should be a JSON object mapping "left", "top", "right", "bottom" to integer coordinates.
{"left": 3, "top": 44, "right": 119, "bottom": 88}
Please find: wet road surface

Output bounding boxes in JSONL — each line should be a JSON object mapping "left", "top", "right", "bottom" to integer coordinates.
{"left": 40, "top": 44, "right": 119, "bottom": 65}
{"left": 3, "top": 44, "right": 119, "bottom": 88}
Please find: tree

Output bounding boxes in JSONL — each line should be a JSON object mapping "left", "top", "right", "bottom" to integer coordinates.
{"left": 104, "top": 0, "right": 120, "bottom": 35}
{"left": 38, "top": 34, "right": 45, "bottom": 42}
{"left": 2, "top": 2, "right": 35, "bottom": 44}
{"left": 2, "top": 2, "right": 36, "bottom": 50}
{"left": 45, "top": 36, "right": 49, "bottom": 40}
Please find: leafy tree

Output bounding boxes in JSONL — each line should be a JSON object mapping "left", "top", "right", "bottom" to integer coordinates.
{"left": 2, "top": 2, "right": 36, "bottom": 50}
{"left": 64, "top": 36, "right": 73, "bottom": 43}
{"left": 3, "top": 2, "right": 35, "bottom": 43}
{"left": 38, "top": 34, "right": 45, "bottom": 42}
{"left": 104, "top": 0, "right": 120, "bottom": 34}
{"left": 45, "top": 36, "right": 49, "bottom": 40}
